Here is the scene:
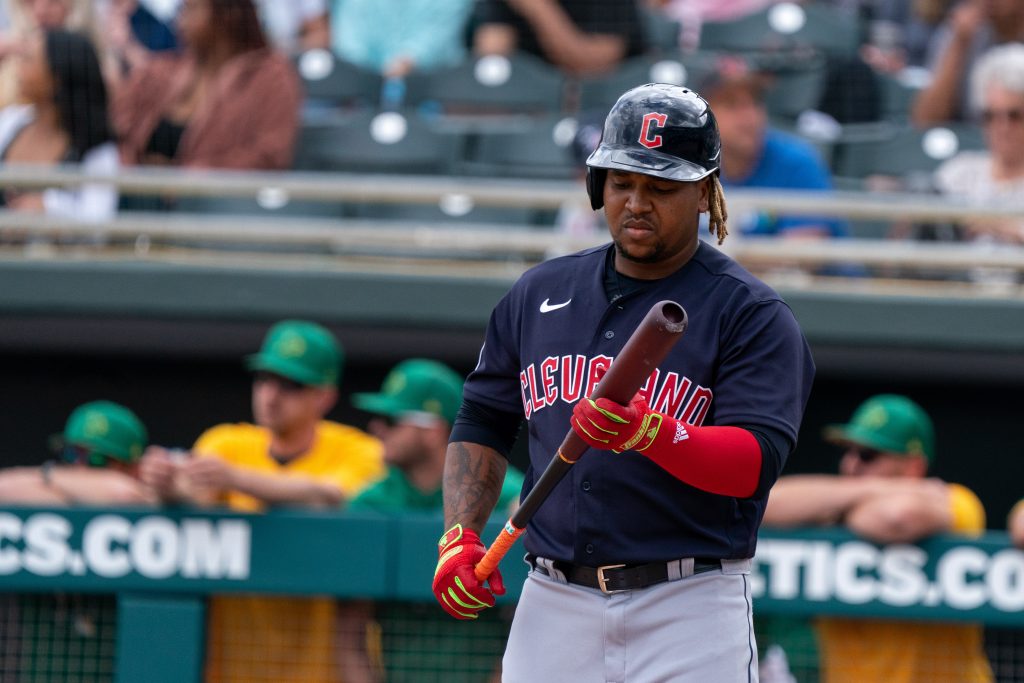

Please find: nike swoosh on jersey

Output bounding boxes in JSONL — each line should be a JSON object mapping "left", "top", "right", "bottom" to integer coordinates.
{"left": 539, "top": 298, "right": 572, "bottom": 313}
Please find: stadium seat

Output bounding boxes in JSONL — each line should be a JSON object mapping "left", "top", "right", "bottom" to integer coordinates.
{"left": 699, "top": 3, "right": 860, "bottom": 57}
{"left": 831, "top": 123, "right": 986, "bottom": 189}
{"left": 171, "top": 195, "right": 348, "bottom": 219}
{"left": 578, "top": 53, "right": 718, "bottom": 115}
{"left": 876, "top": 72, "right": 925, "bottom": 122}
{"left": 762, "top": 59, "right": 829, "bottom": 120}
{"left": 293, "top": 49, "right": 383, "bottom": 109}
{"left": 403, "top": 52, "right": 566, "bottom": 116}
{"left": 293, "top": 111, "right": 465, "bottom": 175}
{"left": 457, "top": 115, "right": 582, "bottom": 180}
{"left": 350, "top": 200, "right": 547, "bottom": 229}
{"left": 640, "top": 7, "right": 683, "bottom": 53}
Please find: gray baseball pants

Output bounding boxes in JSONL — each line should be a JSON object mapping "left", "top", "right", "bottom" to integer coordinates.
{"left": 502, "top": 558, "right": 758, "bottom": 683}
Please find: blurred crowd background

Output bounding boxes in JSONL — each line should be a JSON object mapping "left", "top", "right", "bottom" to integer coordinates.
{"left": 0, "top": 0, "right": 1021, "bottom": 240}
{"left": 1, "top": 0, "right": 1024, "bottom": 681}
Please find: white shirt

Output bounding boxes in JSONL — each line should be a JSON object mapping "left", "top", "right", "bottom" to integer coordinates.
{"left": 0, "top": 104, "right": 119, "bottom": 223}
{"left": 934, "top": 151, "right": 1024, "bottom": 204}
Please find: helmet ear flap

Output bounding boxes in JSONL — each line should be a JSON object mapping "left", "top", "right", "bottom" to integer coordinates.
{"left": 585, "top": 167, "right": 606, "bottom": 210}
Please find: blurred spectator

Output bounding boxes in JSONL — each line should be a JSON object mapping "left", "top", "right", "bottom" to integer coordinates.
{"left": 866, "top": 0, "right": 955, "bottom": 71}
{"left": 643, "top": 0, "right": 775, "bottom": 53}
{"left": 0, "top": 29, "right": 118, "bottom": 222}
{"left": 763, "top": 394, "right": 993, "bottom": 683}
{"left": 1009, "top": 498, "right": 1024, "bottom": 547}
{"left": 554, "top": 116, "right": 604, "bottom": 239}
{"left": 329, "top": 0, "right": 473, "bottom": 77}
{"left": 473, "top": 0, "right": 645, "bottom": 76}
{"left": 912, "top": 0, "right": 1024, "bottom": 126}
{"left": 140, "top": 319, "right": 384, "bottom": 683}
{"left": 0, "top": 400, "right": 155, "bottom": 505}
{"left": 701, "top": 57, "right": 847, "bottom": 239}
{"left": 98, "top": 0, "right": 177, "bottom": 83}
{"left": 933, "top": 43, "right": 1024, "bottom": 243}
{"left": 113, "top": 0, "right": 301, "bottom": 170}
{"left": 337, "top": 358, "right": 524, "bottom": 683}
{"left": 0, "top": 0, "right": 100, "bottom": 107}
{"left": 255, "top": 0, "right": 329, "bottom": 54}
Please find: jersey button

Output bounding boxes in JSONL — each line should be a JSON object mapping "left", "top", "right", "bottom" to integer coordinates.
{"left": 581, "top": 481, "right": 591, "bottom": 492}
{"left": 585, "top": 544, "right": 594, "bottom": 554}
{"left": 603, "top": 330, "right": 615, "bottom": 339}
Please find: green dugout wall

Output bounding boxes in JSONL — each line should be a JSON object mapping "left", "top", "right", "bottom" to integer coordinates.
{"left": 0, "top": 508, "right": 1022, "bottom": 683}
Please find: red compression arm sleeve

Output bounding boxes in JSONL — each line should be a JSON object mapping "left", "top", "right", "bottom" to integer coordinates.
{"left": 639, "top": 418, "right": 762, "bottom": 498}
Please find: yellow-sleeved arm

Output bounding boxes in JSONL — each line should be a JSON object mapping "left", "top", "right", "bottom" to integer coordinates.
{"left": 947, "top": 483, "right": 986, "bottom": 536}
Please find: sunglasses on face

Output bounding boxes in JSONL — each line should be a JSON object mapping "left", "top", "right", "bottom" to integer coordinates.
{"left": 846, "top": 445, "right": 884, "bottom": 463}
{"left": 377, "top": 413, "right": 444, "bottom": 429}
{"left": 253, "top": 371, "right": 309, "bottom": 393}
{"left": 981, "top": 108, "right": 1024, "bottom": 125}
{"left": 61, "top": 444, "right": 112, "bottom": 468}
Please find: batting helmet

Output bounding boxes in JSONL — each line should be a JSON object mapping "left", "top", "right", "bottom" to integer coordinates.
{"left": 586, "top": 83, "right": 721, "bottom": 210}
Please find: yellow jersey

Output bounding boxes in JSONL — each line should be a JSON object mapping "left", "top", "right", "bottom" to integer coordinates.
{"left": 816, "top": 483, "right": 993, "bottom": 683}
{"left": 196, "top": 421, "right": 384, "bottom": 683}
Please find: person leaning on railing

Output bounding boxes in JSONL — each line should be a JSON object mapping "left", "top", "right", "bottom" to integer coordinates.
{"left": 336, "top": 359, "right": 523, "bottom": 683}
{"left": 1009, "top": 498, "right": 1024, "bottom": 548}
{"left": 0, "top": 400, "right": 156, "bottom": 506}
{"left": 763, "top": 394, "right": 993, "bottom": 683}
{"left": 139, "top": 319, "right": 384, "bottom": 683}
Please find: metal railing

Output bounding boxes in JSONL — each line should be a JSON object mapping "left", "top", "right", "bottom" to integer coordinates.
{"left": 2, "top": 165, "right": 1023, "bottom": 284}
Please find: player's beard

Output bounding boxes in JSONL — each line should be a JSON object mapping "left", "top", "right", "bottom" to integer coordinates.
{"left": 613, "top": 235, "right": 668, "bottom": 264}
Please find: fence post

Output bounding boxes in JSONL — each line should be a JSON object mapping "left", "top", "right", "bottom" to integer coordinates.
{"left": 115, "top": 593, "right": 205, "bottom": 683}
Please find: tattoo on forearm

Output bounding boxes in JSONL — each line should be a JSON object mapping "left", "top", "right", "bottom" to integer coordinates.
{"left": 443, "top": 442, "right": 506, "bottom": 531}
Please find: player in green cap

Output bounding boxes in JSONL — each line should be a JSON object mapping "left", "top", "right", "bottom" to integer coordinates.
{"left": 337, "top": 358, "right": 524, "bottom": 683}
{"left": 139, "top": 319, "right": 384, "bottom": 683}
{"left": 0, "top": 400, "right": 156, "bottom": 505}
{"left": 762, "top": 394, "right": 992, "bottom": 683}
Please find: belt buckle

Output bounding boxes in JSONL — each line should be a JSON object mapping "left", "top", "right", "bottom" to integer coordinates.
{"left": 595, "top": 563, "right": 627, "bottom": 595}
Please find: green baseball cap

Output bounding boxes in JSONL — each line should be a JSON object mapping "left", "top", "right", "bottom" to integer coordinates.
{"left": 352, "top": 359, "right": 464, "bottom": 425}
{"left": 59, "top": 401, "right": 148, "bottom": 463}
{"left": 245, "top": 320, "right": 343, "bottom": 387}
{"left": 824, "top": 394, "right": 935, "bottom": 462}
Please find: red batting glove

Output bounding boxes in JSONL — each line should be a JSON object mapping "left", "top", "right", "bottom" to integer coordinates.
{"left": 432, "top": 523, "right": 505, "bottom": 620}
{"left": 571, "top": 393, "right": 664, "bottom": 453}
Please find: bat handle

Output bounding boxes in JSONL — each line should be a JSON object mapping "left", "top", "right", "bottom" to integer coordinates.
{"left": 474, "top": 520, "right": 525, "bottom": 582}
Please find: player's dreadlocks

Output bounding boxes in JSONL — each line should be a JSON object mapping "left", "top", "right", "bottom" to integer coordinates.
{"left": 708, "top": 175, "right": 729, "bottom": 245}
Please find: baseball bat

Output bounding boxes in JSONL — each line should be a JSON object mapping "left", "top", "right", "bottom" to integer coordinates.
{"left": 474, "top": 300, "right": 688, "bottom": 582}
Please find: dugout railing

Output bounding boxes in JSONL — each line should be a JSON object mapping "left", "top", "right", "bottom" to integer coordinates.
{"left": 0, "top": 506, "right": 1022, "bottom": 682}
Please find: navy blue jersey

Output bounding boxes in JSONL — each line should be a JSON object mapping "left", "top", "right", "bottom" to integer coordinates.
{"left": 463, "top": 243, "right": 815, "bottom": 565}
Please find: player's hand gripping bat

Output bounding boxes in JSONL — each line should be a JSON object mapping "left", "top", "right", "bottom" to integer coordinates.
{"left": 474, "top": 300, "right": 688, "bottom": 582}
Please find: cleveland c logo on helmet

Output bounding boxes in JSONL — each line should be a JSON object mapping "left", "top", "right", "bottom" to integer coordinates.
{"left": 638, "top": 112, "right": 668, "bottom": 149}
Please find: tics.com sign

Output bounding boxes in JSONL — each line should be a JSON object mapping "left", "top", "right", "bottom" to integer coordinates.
{"left": 753, "top": 532, "right": 1024, "bottom": 623}
{"left": 0, "top": 512, "right": 250, "bottom": 580}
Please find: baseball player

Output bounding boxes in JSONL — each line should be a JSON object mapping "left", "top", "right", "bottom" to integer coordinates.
{"left": 432, "top": 83, "right": 815, "bottom": 681}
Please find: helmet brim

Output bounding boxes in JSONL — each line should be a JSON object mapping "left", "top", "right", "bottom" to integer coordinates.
{"left": 586, "top": 144, "right": 716, "bottom": 182}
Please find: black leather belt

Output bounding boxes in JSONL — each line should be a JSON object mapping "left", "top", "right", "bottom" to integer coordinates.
{"left": 526, "top": 554, "right": 722, "bottom": 594}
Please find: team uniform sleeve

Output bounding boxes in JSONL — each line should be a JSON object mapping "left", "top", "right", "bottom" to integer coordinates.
{"left": 461, "top": 291, "right": 524, "bottom": 415}
{"left": 192, "top": 424, "right": 238, "bottom": 462}
{"left": 319, "top": 431, "right": 386, "bottom": 499}
{"left": 713, "top": 299, "right": 815, "bottom": 490}
{"left": 947, "top": 483, "right": 986, "bottom": 535}
{"left": 450, "top": 397, "right": 524, "bottom": 459}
